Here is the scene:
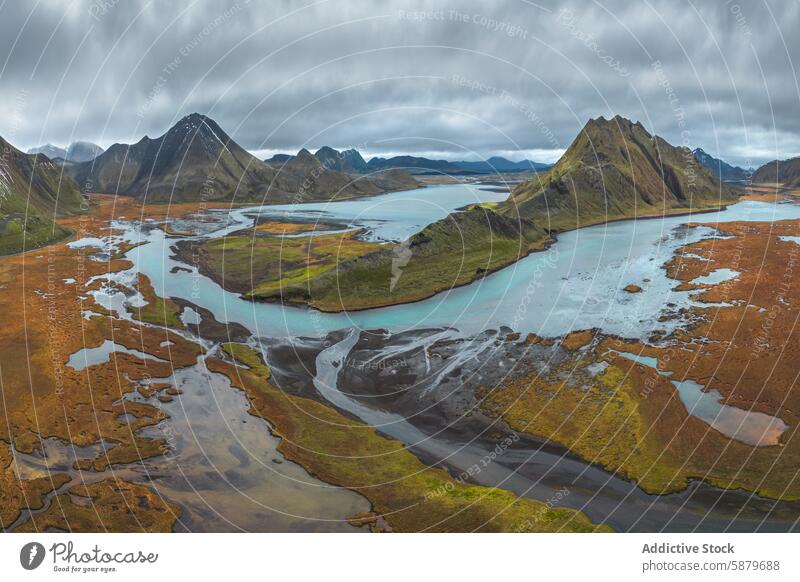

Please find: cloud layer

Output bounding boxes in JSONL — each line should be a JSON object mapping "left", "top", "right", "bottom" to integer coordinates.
{"left": 1, "top": 0, "right": 798, "bottom": 166}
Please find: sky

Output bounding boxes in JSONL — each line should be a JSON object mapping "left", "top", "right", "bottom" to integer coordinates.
{"left": 1, "top": 0, "right": 798, "bottom": 167}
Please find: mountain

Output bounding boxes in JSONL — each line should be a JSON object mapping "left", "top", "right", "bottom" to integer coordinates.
{"left": 365, "top": 155, "right": 551, "bottom": 176}
{"left": 454, "top": 157, "right": 551, "bottom": 173}
{"left": 28, "top": 142, "right": 105, "bottom": 163}
{"left": 366, "top": 155, "right": 470, "bottom": 175}
{"left": 314, "top": 146, "right": 368, "bottom": 173}
{"left": 68, "top": 113, "right": 272, "bottom": 203}
{"left": 751, "top": 157, "right": 800, "bottom": 187}
{"left": 267, "top": 149, "right": 551, "bottom": 176}
{"left": 1, "top": 136, "right": 87, "bottom": 254}
{"left": 506, "top": 116, "right": 739, "bottom": 231}
{"left": 280, "top": 148, "right": 418, "bottom": 198}
{"left": 69, "top": 114, "right": 418, "bottom": 203}
{"left": 692, "top": 148, "right": 749, "bottom": 182}
{"left": 66, "top": 141, "right": 104, "bottom": 163}
{"left": 27, "top": 144, "right": 67, "bottom": 159}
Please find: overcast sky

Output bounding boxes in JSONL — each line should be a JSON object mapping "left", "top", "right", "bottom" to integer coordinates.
{"left": 1, "top": 0, "right": 798, "bottom": 166}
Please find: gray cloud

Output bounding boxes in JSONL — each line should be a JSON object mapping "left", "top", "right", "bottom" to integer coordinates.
{"left": 1, "top": 0, "right": 798, "bottom": 166}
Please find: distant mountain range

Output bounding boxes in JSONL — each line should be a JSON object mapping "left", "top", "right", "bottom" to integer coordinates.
{"left": 366, "top": 156, "right": 469, "bottom": 175}
{"left": 266, "top": 149, "right": 551, "bottom": 175}
{"left": 454, "top": 157, "right": 552, "bottom": 173}
{"left": 0, "top": 136, "right": 86, "bottom": 254}
{"left": 28, "top": 141, "right": 105, "bottom": 163}
{"left": 68, "top": 114, "right": 418, "bottom": 203}
{"left": 751, "top": 156, "right": 800, "bottom": 187}
{"left": 27, "top": 144, "right": 67, "bottom": 160}
{"left": 692, "top": 148, "right": 750, "bottom": 182}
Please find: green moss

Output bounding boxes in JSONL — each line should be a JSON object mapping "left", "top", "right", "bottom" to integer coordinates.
{"left": 195, "top": 227, "right": 381, "bottom": 302}
{"left": 130, "top": 276, "right": 184, "bottom": 328}
{"left": 0, "top": 215, "right": 73, "bottom": 256}
{"left": 484, "top": 358, "right": 692, "bottom": 495}
{"left": 132, "top": 297, "right": 183, "bottom": 328}
{"left": 221, "top": 342, "right": 270, "bottom": 377}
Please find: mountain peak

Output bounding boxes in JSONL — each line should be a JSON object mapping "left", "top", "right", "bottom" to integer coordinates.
{"left": 585, "top": 114, "right": 644, "bottom": 131}
{"left": 27, "top": 143, "right": 67, "bottom": 159}
{"left": 286, "top": 148, "right": 324, "bottom": 171}
{"left": 296, "top": 148, "right": 315, "bottom": 159}
{"left": 172, "top": 113, "right": 216, "bottom": 135}
{"left": 159, "top": 113, "right": 244, "bottom": 161}
{"left": 509, "top": 113, "right": 738, "bottom": 228}
{"left": 66, "top": 118, "right": 418, "bottom": 203}
{"left": 180, "top": 112, "right": 209, "bottom": 124}
{"left": 314, "top": 146, "right": 367, "bottom": 172}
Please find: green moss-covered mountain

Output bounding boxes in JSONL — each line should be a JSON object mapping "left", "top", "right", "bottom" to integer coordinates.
{"left": 68, "top": 114, "right": 418, "bottom": 204}
{"left": 505, "top": 116, "right": 739, "bottom": 231}
{"left": 0, "top": 136, "right": 86, "bottom": 255}
{"left": 752, "top": 156, "right": 800, "bottom": 187}
{"left": 227, "top": 115, "right": 739, "bottom": 311}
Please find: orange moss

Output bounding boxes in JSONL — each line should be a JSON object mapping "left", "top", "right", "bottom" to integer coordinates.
{"left": 0, "top": 194, "right": 203, "bottom": 530}
{"left": 15, "top": 478, "right": 180, "bottom": 533}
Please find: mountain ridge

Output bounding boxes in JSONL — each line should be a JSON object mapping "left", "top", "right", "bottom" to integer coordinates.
{"left": 692, "top": 147, "right": 749, "bottom": 182}
{"left": 503, "top": 115, "right": 739, "bottom": 231}
{"left": 751, "top": 156, "right": 800, "bottom": 187}
{"left": 69, "top": 114, "right": 418, "bottom": 203}
{"left": 266, "top": 149, "right": 551, "bottom": 175}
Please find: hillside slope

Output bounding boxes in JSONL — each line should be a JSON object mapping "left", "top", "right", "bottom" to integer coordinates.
{"left": 1, "top": 136, "right": 86, "bottom": 254}
{"left": 752, "top": 157, "right": 800, "bottom": 187}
